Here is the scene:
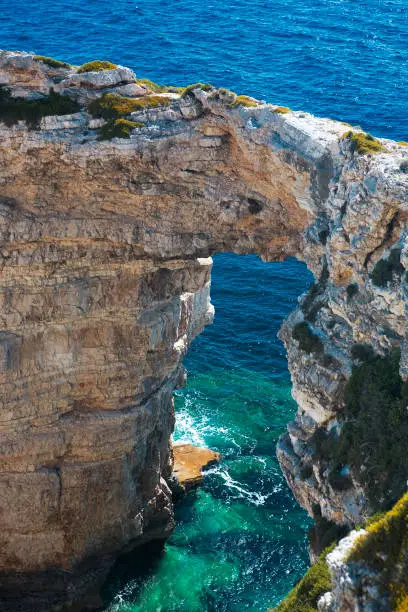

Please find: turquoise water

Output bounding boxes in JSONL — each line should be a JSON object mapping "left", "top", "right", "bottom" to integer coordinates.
{"left": 1, "top": 0, "right": 407, "bottom": 609}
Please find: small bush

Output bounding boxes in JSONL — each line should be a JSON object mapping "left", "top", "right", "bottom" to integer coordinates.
{"left": 272, "top": 544, "right": 335, "bottom": 611}
{"left": 88, "top": 92, "right": 172, "bottom": 119}
{"left": 181, "top": 83, "right": 213, "bottom": 98}
{"left": 341, "top": 130, "right": 384, "bottom": 155}
{"left": 98, "top": 118, "right": 144, "bottom": 140}
{"left": 230, "top": 95, "right": 258, "bottom": 108}
{"left": 33, "top": 55, "right": 71, "bottom": 69}
{"left": 78, "top": 60, "right": 118, "bottom": 73}
{"left": 400, "top": 160, "right": 408, "bottom": 174}
{"left": 371, "top": 248, "right": 404, "bottom": 287}
{"left": 292, "top": 322, "right": 324, "bottom": 355}
{"left": 0, "top": 86, "right": 80, "bottom": 129}
{"left": 273, "top": 106, "right": 291, "bottom": 114}
{"left": 346, "top": 283, "right": 359, "bottom": 301}
{"left": 397, "top": 141, "right": 408, "bottom": 146}
{"left": 328, "top": 468, "right": 353, "bottom": 491}
{"left": 350, "top": 343, "right": 376, "bottom": 362}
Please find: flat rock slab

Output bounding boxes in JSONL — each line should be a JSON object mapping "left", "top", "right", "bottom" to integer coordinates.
{"left": 173, "top": 443, "right": 220, "bottom": 489}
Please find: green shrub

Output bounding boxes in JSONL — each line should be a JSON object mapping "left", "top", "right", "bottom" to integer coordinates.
{"left": 272, "top": 544, "right": 335, "bottom": 611}
{"left": 77, "top": 60, "right": 118, "bottom": 73}
{"left": 341, "top": 130, "right": 384, "bottom": 154}
{"left": 292, "top": 322, "right": 324, "bottom": 355}
{"left": 348, "top": 492, "right": 408, "bottom": 609}
{"left": 371, "top": 248, "right": 404, "bottom": 287}
{"left": 273, "top": 106, "right": 291, "bottom": 114}
{"left": 33, "top": 55, "right": 71, "bottom": 69}
{"left": 328, "top": 468, "right": 353, "bottom": 491}
{"left": 181, "top": 83, "right": 213, "bottom": 97}
{"left": 335, "top": 349, "right": 408, "bottom": 509}
{"left": 350, "top": 343, "right": 376, "bottom": 362}
{"left": 346, "top": 283, "right": 359, "bottom": 300}
{"left": 397, "top": 141, "right": 408, "bottom": 146}
{"left": 230, "top": 95, "right": 258, "bottom": 108}
{"left": 88, "top": 92, "right": 172, "bottom": 119}
{"left": 0, "top": 86, "right": 80, "bottom": 129}
{"left": 98, "top": 118, "right": 144, "bottom": 140}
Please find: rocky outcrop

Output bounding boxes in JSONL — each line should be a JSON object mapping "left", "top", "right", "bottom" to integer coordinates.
{"left": 172, "top": 443, "right": 220, "bottom": 490}
{"left": 0, "top": 50, "right": 407, "bottom": 609}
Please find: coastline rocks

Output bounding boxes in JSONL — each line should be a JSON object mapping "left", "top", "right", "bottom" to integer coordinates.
{"left": 172, "top": 442, "right": 220, "bottom": 490}
{"left": 0, "top": 50, "right": 407, "bottom": 609}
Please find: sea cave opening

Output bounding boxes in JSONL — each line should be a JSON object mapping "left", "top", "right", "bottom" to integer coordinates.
{"left": 101, "top": 253, "right": 314, "bottom": 611}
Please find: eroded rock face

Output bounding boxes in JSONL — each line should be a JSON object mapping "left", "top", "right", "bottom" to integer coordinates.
{"left": 0, "top": 50, "right": 407, "bottom": 609}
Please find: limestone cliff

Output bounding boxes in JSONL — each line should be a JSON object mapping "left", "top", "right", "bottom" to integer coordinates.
{"left": 0, "top": 50, "right": 407, "bottom": 610}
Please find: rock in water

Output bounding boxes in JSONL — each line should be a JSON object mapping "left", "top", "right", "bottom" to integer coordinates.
{"left": 173, "top": 443, "right": 220, "bottom": 490}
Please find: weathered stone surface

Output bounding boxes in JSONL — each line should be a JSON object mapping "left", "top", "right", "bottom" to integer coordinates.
{"left": 0, "top": 50, "right": 407, "bottom": 609}
{"left": 173, "top": 442, "right": 220, "bottom": 489}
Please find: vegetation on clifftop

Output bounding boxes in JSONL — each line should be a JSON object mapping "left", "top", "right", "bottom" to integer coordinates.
{"left": 97, "top": 118, "right": 144, "bottom": 140}
{"left": 348, "top": 492, "right": 408, "bottom": 611}
{"left": 342, "top": 130, "right": 385, "bottom": 154}
{"left": 77, "top": 60, "right": 118, "bottom": 73}
{"left": 33, "top": 55, "right": 71, "bottom": 69}
{"left": 88, "top": 92, "right": 172, "bottom": 119}
{"left": 0, "top": 86, "right": 80, "bottom": 128}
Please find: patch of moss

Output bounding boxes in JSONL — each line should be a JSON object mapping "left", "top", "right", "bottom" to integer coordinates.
{"left": 77, "top": 60, "right": 118, "bottom": 73}
{"left": 273, "top": 106, "right": 291, "bottom": 114}
{"left": 292, "top": 321, "right": 324, "bottom": 355}
{"left": 98, "top": 118, "right": 144, "bottom": 140}
{"left": 272, "top": 544, "right": 335, "bottom": 612}
{"left": 348, "top": 492, "right": 408, "bottom": 610}
{"left": 0, "top": 86, "right": 80, "bottom": 129}
{"left": 371, "top": 248, "right": 404, "bottom": 287}
{"left": 33, "top": 55, "right": 71, "bottom": 69}
{"left": 88, "top": 92, "right": 172, "bottom": 119}
{"left": 181, "top": 83, "right": 213, "bottom": 98}
{"left": 230, "top": 95, "right": 258, "bottom": 108}
{"left": 341, "top": 130, "right": 385, "bottom": 155}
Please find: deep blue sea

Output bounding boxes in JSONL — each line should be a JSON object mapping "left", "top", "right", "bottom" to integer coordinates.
{"left": 1, "top": 0, "right": 407, "bottom": 609}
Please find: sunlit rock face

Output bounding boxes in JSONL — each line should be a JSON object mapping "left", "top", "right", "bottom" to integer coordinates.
{"left": 0, "top": 50, "right": 407, "bottom": 609}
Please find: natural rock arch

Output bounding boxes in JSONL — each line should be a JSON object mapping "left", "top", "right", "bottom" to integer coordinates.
{"left": 0, "top": 52, "right": 407, "bottom": 609}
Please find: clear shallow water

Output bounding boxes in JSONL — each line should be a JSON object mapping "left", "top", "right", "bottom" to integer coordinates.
{"left": 1, "top": 1, "right": 407, "bottom": 609}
